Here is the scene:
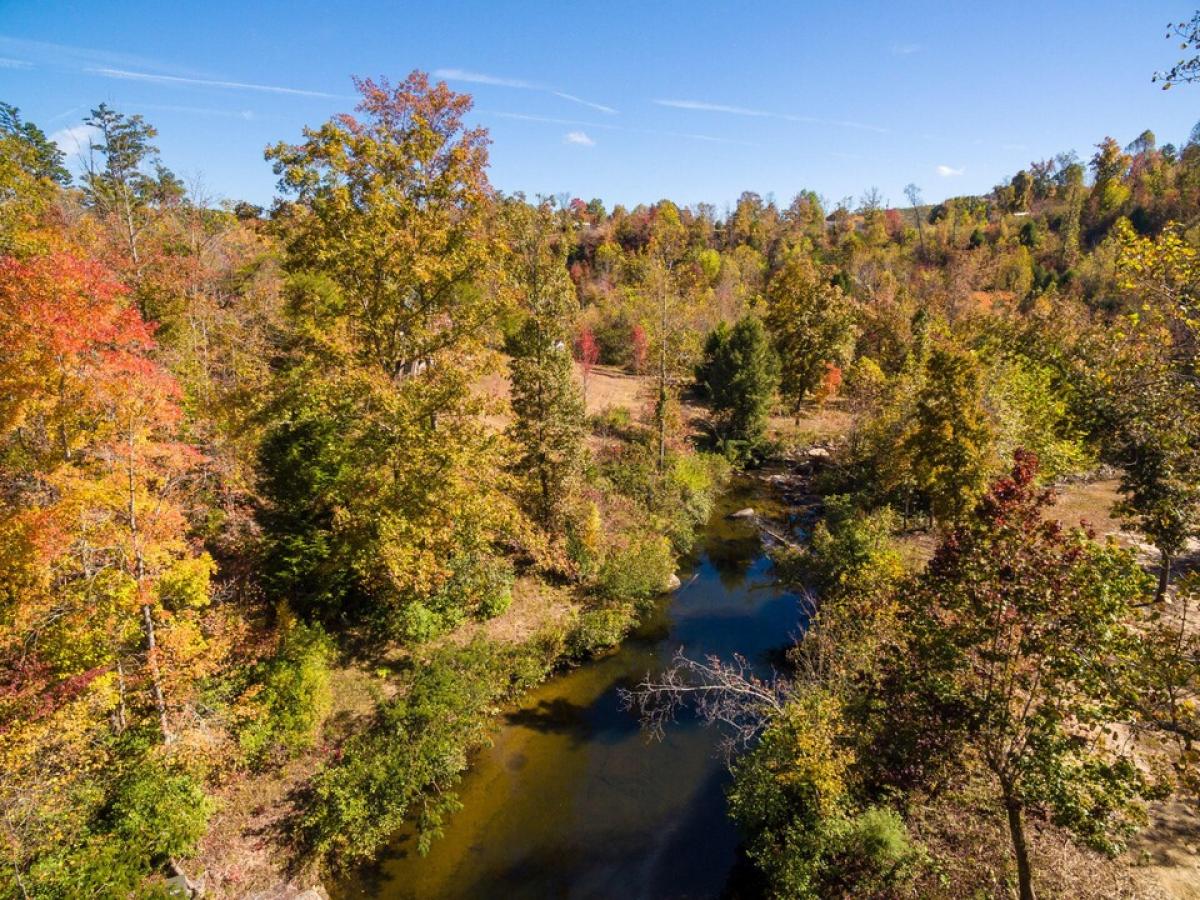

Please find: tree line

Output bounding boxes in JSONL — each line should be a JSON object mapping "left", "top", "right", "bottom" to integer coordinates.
{"left": 3, "top": 58, "right": 1200, "bottom": 896}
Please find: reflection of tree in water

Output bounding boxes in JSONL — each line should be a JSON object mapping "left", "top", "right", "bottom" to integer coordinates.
{"left": 505, "top": 697, "right": 589, "bottom": 737}
{"left": 452, "top": 763, "right": 742, "bottom": 900}
{"left": 705, "top": 533, "right": 760, "bottom": 590}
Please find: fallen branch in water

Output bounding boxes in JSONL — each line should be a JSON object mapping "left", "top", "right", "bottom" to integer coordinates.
{"left": 619, "top": 647, "right": 790, "bottom": 757}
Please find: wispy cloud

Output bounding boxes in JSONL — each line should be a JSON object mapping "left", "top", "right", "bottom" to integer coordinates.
{"left": 484, "top": 109, "right": 757, "bottom": 147}
{"left": 136, "top": 102, "right": 258, "bottom": 121}
{"left": 564, "top": 130, "right": 595, "bottom": 146}
{"left": 0, "top": 57, "right": 31, "bottom": 69}
{"left": 654, "top": 99, "right": 779, "bottom": 118}
{"left": 491, "top": 111, "right": 619, "bottom": 130}
{"left": 0, "top": 34, "right": 206, "bottom": 78}
{"left": 552, "top": 92, "right": 616, "bottom": 115}
{"left": 892, "top": 43, "right": 922, "bottom": 55}
{"left": 435, "top": 67, "right": 618, "bottom": 114}
{"left": 670, "top": 131, "right": 758, "bottom": 146}
{"left": 50, "top": 123, "right": 99, "bottom": 155}
{"left": 936, "top": 164, "right": 965, "bottom": 177}
{"left": 653, "top": 98, "right": 887, "bottom": 133}
{"left": 86, "top": 67, "right": 340, "bottom": 98}
{"left": 434, "top": 67, "right": 540, "bottom": 90}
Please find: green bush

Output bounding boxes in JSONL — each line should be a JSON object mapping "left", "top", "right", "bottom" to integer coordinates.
{"left": 787, "top": 496, "right": 904, "bottom": 597}
{"left": 393, "top": 552, "right": 514, "bottom": 642}
{"left": 728, "top": 692, "right": 925, "bottom": 898}
{"left": 565, "top": 604, "right": 636, "bottom": 658}
{"left": 25, "top": 756, "right": 213, "bottom": 899}
{"left": 659, "top": 452, "right": 731, "bottom": 551}
{"left": 239, "top": 617, "right": 334, "bottom": 765}
{"left": 304, "top": 637, "right": 560, "bottom": 866}
{"left": 110, "top": 761, "right": 213, "bottom": 863}
{"left": 590, "top": 404, "right": 633, "bottom": 436}
{"left": 596, "top": 531, "right": 674, "bottom": 603}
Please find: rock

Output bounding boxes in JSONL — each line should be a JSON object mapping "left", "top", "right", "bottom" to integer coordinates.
{"left": 807, "top": 446, "right": 831, "bottom": 459}
{"left": 728, "top": 507, "right": 756, "bottom": 519}
{"left": 246, "top": 885, "right": 329, "bottom": 900}
{"left": 665, "top": 572, "right": 682, "bottom": 591}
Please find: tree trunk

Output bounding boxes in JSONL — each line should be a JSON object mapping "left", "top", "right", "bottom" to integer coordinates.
{"left": 128, "top": 421, "right": 172, "bottom": 743}
{"left": 142, "top": 603, "right": 173, "bottom": 743}
{"left": 1157, "top": 551, "right": 1173, "bottom": 603}
{"left": 1005, "top": 794, "right": 1036, "bottom": 900}
{"left": 115, "top": 658, "right": 127, "bottom": 733}
{"left": 657, "top": 283, "right": 668, "bottom": 473}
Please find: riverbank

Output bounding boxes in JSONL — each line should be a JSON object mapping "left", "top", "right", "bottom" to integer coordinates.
{"left": 328, "top": 474, "right": 803, "bottom": 899}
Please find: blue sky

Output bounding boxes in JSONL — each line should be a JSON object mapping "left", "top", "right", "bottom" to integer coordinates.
{"left": 1, "top": 1, "right": 1196, "bottom": 211}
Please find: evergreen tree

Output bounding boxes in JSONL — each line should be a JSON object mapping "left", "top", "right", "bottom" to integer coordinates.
{"left": 505, "top": 199, "right": 585, "bottom": 526}
{"left": 0, "top": 102, "right": 69, "bottom": 185}
{"left": 696, "top": 315, "right": 780, "bottom": 459}
{"left": 903, "top": 347, "right": 994, "bottom": 525}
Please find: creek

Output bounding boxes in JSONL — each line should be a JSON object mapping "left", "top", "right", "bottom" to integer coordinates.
{"left": 333, "top": 475, "right": 805, "bottom": 899}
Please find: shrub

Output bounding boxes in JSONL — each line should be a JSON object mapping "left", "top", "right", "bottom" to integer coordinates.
{"left": 790, "top": 496, "right": 903, "bottom": 597}
{"left": 660, "top": 452, "right": 731, "bottom": 551}
{"left": 303, "top": 638, "right": 559, "bottom": 865}
{"left": 565, "top": 499, "right": 604, "bottom": 580}
{"left": 239, "top": 617, "right": 334, "bottom": 765}
{"left": 565, "top": 604, "right": 636, "bottom": 658}
{"left": 728, "top": 691, "right": 924, "bottom": 899}
{"left": 110, "top": 760, "right": 213, "bottom": 864}
{"left": 393, "top": 552, "right": 514, "bottom": 642}
{"left": 596, "top": 531, "right": 674, "bottom": 603}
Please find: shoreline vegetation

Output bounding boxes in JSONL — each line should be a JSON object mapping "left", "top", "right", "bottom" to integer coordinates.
{"left": 4, "top": 56, "right": 1200, "bottom": 899}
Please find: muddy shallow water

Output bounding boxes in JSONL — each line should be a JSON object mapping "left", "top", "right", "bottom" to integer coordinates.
{"left": 332, "top": 477, "right": 803, "bottom": 900}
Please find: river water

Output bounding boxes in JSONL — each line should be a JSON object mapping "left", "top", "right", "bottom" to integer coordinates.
{"left": 333, "top": 477, "right": 803, "bottom": 900}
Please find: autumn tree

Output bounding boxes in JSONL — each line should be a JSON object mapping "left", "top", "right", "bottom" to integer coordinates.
{"left": 1060, "top": 161, "right": 1085, "bottom": 266}
{"left": 903, "top": 347, "right": 994, "bottom": 526}
{"left": 904, "top": 183, "right": 926, "bottom": 255}
{"left": 0, "top": 105, "right": 65, "bottom": 253}
{"left": 639, "top": 201, "right": 700, "bottom": 470}
{"left": 1088, "top": 137, "right": 1132, "bottom": 224}
{"left": 0, "top": 252, "right": 217, "bottom": 890}
{"left": 882, "top": 452, "right": 1157, "bottom": 900}
{"left": 81, "top": 104, "right": 183, "bottom": 293}
{"left": 1100, "top": 221, "right": 1200, "bottom": 601}
{"left": 261, "top": 73, "right": 517, "bottom": 638}
{"left": 764, "top": 252, "right": 855, "bottom": 418}
{"left": 504, "top": 198, "right": 585, "bottom": 526}
{"left": 0, "top": 103, "right": 68, "bottom": 186}
{"left": 574, "top": 325, "right": 599, "bottom": 403}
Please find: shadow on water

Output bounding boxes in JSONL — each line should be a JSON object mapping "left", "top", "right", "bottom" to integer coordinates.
{"left": 332, "top": 475, "right": 802, "bottom": 900}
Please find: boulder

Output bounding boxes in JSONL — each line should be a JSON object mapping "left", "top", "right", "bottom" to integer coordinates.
{"left": 665, "top": 572, "right": 682, "bottom": 591}
{"left": 728, "top": 507, "right": 756, "bottom": 520}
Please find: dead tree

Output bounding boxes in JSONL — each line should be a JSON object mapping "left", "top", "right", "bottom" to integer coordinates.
{"left": 620, "top": 647, "right": 790, "bottom": 758}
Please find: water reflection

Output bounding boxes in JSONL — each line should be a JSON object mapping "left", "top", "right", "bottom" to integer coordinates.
{"left": 333, "top": 477, "right": 800, "bottom": 900}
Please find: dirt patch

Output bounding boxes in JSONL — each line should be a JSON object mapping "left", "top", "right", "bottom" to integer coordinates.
{"left": 1048, "top": 477, "right": 1136, "bottom": 547}
{"left": 443, "top": 575, "right": 580, "bottom": 648}
{"left": 1130, "top": 799, "right": 1200, "bottom": 899}
{"left": 768, "top": 400, "right": 854, "bottom": 446}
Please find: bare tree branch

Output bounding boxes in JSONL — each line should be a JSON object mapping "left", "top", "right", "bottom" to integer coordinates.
{"left": 620, "top": 647, "right": 790, "bottom": 757}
